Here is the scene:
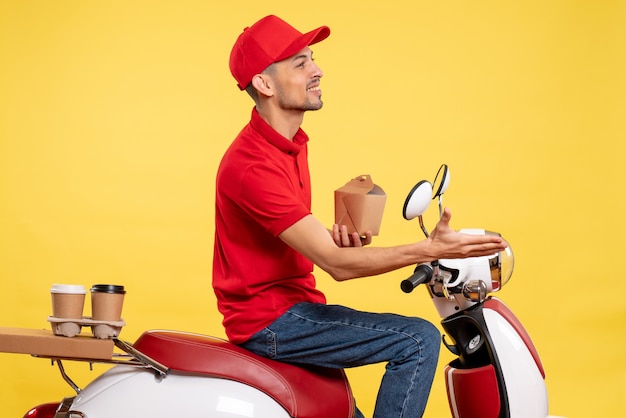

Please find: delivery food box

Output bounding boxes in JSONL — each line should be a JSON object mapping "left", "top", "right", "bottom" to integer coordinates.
{"left": 334, "top": 174, "right": 386, "bottom": 236}
{"left": 0, "top": 326, "right": 114, "bottom": 360}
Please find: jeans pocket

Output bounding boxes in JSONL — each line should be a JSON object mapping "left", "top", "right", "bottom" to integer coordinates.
{"left": 262, "top": 327, "right": 278, "bottom": 359}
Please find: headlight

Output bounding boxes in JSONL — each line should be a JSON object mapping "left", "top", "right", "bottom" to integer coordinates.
{"left": 487, "top": 232, "right": 514, "bottom": 291}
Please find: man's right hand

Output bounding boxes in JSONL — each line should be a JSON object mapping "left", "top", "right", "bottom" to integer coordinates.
{"left": 331, "top": 224, "right": 373, "bottom": 248}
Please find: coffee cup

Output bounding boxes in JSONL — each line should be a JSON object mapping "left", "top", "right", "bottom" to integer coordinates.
{"left": 90, "top": 284, "right": 126, "bottom": 321}
{"left": 50, "top": 284, "right": 86, "bottom": 320}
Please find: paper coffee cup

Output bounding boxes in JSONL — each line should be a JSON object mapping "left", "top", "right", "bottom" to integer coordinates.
{"left": 50, "top": 284, "right": 87, "bottom": 320}
{"left": 90, "top": 284, "right": 126, "bottom": 321}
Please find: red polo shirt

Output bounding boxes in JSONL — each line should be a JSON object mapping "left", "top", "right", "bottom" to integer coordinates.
{"left": 213, "top": 108, "right": 326, "bottom": 344}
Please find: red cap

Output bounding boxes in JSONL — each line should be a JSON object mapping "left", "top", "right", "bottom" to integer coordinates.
{"left": 229, "top": 15, "right": 330, "bottom": 90}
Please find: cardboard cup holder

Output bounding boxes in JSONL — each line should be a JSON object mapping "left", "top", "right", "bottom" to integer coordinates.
{"left": 48, "top": 283, "right": 126, "bottom": 339}
{"left": 48, "top": 316, "right": 126, "bottom": 339}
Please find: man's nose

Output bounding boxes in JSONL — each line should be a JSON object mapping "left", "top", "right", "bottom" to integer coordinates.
{"left": 313, "top": 62, "right": 324, "bottom": 78}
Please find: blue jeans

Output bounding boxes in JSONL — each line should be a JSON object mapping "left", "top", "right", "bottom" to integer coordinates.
{"left": 240, "top": 302, "right": 440, "bottom": 418}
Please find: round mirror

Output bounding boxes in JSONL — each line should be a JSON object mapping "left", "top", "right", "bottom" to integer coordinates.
{"left": 402, "top": 180, "right": 433, "bottom": 220}
{"left": 432, "top": 164, "right": 450, "bottom": 199}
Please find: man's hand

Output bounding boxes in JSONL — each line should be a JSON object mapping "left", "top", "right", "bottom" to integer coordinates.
{"left": 426, "top": 208, "right": 506, "bottom": 259}
{"left": 331, "top": 224, "right": 373, "bottom": 248}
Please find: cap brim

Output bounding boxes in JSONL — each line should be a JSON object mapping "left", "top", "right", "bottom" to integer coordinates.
{"left": 275, "top": 25, "right": 330, "bottom": 62}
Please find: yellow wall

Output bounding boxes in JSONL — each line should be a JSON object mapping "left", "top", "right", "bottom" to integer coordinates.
{"left": 1, "top": 1, "right": 624, "bottom": 416}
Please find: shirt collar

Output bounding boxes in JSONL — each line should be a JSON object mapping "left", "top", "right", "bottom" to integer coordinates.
{"left": 250, "top": 108, "right": 309, "bottom": 155}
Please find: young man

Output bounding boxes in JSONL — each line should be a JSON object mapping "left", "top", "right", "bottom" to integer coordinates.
{"left": 214, "top": 15, "right": 506, "bottom": 417}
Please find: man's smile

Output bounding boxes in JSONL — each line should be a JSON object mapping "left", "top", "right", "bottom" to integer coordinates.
{"left": 307, "top": 85, "right": 321, "bottom": 94}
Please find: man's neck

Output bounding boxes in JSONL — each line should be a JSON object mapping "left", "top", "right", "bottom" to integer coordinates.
{"left": 256, "top": 105, "right": 304, "bottom": 141}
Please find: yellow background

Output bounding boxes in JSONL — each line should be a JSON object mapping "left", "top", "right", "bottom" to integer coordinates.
{"left": 1, "top": 1, "right": 624, "bottom": 417}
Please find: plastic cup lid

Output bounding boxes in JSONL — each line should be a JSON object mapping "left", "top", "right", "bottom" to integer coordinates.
{"left": 50, "top": 284, "right": 87, "bottom": 294}
{"left": 90, "top": 284, "right": 126, "bottom": 294}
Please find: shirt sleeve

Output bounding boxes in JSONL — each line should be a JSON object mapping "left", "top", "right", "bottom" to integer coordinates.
{"left": 237, "top": 163, "right": 311, "bottom": 237}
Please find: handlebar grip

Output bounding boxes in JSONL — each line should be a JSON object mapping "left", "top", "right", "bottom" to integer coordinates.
{"left": 400, "top": 264, "right": 434, "bottom": 293}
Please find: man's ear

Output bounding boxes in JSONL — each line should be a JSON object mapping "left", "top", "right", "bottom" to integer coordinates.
{"left": 251, "top": 74, "right": 274, "bottom": 98}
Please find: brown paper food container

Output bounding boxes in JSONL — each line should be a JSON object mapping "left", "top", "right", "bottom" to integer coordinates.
{"left": 334, "top": 174, "right": 386, "bottom": 236}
